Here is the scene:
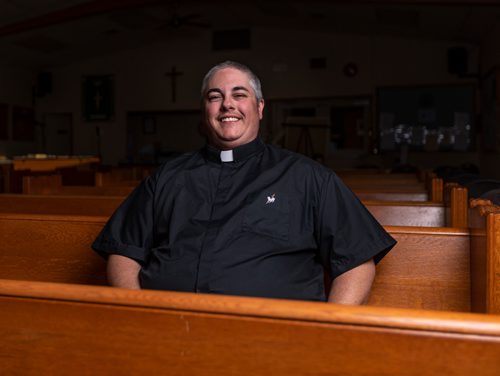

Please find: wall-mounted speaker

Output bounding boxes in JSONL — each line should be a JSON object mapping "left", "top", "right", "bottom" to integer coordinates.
{"left": 36, "top": 71, "right": 52, "bottom": 97}
{"left": 447, "top": 47, "right": 468, "bottom": 76}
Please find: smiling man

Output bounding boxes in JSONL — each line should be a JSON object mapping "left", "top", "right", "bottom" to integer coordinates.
{"left": 93, "top": 61, "right": 396, "bottom": 304}
{"left": 202, "top": 65, "right": 264, "bottom": 150}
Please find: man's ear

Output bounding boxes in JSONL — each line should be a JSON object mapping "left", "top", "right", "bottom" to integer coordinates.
{"left": 258, "top": 99, "right": 265, "bottom": 120}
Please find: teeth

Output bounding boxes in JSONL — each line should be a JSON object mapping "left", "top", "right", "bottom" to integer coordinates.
{"left": 221, "top": 117, "right": 239, "bottom": 122}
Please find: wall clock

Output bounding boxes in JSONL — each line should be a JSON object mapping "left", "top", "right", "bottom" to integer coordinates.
{"left": 343, "top": 62, "right": 358, "bottom": 77}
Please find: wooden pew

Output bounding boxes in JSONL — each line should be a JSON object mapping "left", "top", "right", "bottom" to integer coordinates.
{"left": 3, "top": 194, "right": 443, "bottom": 225}
{"left": 0, "top": 213, "right": 474, "bottom": 312}
{"left": 352, "top": 177, "right": 443, "bottom": 202}
{"left": 365, "top": 200, "right": 445, "bottom": 226}
{"left": 369, "top": 225, "right": 470, "bottom": 312}
{"left": 469, "top": 200, "right": 500, "bottom": 314}
{"left": 0, "top": 182, "right": 463, "bottom": 227}
{"left": 0, "top": 194, "right": 124, "bottom": 216}
{"left": 1, "top": 182, "right": 463, "bottom": 227}
{"left": 444, "top": 182, "right": 469, "bottom": 228}
{"left": 364, "top": 185, "right": 468, "bottom": 227}
{"left": 94, "top": 166, "right": 150, "bottom": 187}
{"left": 338, "top": 171, "right": 442, "bottom": 202}
{"left": 353, "top": 186, "right": 429, "bottom": 201}
{"left": 22, "top": 174, "right": 135, "bottom": 196}
{"left": 0, "top": 213, "right": 107, "bottom": 285}
{"left": 21, "top": 171, "right": 440, "bottom": 202}
{"left": 1, "top": 279, "right": 499, "bottom": 375}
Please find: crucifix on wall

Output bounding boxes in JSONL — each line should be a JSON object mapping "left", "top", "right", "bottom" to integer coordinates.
{"left": 165, "top": 66, "right": 184, "bottom": 102}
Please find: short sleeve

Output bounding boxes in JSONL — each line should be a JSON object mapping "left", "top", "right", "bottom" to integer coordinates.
{"left": 316, "top": 172, "right": 396, "bottom": 279}
{"left": 92, "top": 174, "right": 156, "bottom": 264}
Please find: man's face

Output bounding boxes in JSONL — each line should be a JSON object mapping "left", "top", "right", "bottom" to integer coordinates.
{"left": 203, "top": 67, "right": 264, "bottom": 150}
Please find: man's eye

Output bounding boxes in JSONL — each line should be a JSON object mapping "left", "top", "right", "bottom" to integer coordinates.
{"left": 208, "top": 95, "right": 222, "bottom": 101}
{"left": 234, "top": 93, "right": 247, "bottom": 99}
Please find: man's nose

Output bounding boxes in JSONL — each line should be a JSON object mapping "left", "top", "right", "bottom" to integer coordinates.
{"left": 221, "top": 96, "right": 235, "bottom": 110}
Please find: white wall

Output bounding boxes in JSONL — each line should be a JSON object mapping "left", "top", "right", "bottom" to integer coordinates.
{"left": 33, "top": 27, "right": 477, "bottom": 165}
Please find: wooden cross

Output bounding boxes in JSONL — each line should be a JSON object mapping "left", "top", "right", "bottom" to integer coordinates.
{"left": 165, "top": 66, "right": 183, "bottom": 102}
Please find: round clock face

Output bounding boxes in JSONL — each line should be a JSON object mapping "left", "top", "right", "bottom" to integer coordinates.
{"left": 343, "top": 62, "right": 358, "bottom": 77}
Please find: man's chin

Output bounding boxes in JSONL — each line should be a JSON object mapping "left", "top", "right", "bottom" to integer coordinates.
{"left": 212, "top": 136, "right": 245, "bottom": 149}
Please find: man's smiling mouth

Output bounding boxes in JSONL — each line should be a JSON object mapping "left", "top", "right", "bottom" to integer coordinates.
{"left": 220, "top": 116, "right": 240, "bottom": 122}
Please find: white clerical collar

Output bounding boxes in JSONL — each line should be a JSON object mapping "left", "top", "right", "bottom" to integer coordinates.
{"left": 220, "top": 150, "right": 234, "bottom": 162}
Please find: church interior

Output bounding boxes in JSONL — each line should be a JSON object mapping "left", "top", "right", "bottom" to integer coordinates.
{"left": 0, "top": 0, "right": 499, "bottom": 175}
{"left": 1, "top": 1, "right": 500, "bottom": 374}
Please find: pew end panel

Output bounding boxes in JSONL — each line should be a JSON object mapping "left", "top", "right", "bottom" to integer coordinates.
{"left": 445, "top": 185, "right": 468, "bottom": 228}
{"left": 430, "top": 177, "right": 443, "bottom": 202}
{"left": 469, "top": 200, "right": 500, "bottom": 314}
{"left": 1, "top": 280, "right": 500, "bottom": 376}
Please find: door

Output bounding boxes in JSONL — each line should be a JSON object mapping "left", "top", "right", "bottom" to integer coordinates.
{"left": 43, "top": 113, "right": 73, "bottom": 155}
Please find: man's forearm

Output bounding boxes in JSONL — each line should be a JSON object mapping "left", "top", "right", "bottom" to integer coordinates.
{"left": 327, "top": 258, "right": 376, "bottom": 305}
{"left": 107, "top": 254, "right": 141, "bottom": 289}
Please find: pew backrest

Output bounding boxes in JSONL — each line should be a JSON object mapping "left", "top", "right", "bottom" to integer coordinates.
{"left": 351, "top": 177, "right": 443, "bottom": 202}
{"left": 0, "top": 194, "right": 124, "bottom": 216}
{"left": 0, "top": 213, "right": 472, "bottom": 312}
{"left": 0, "top": 213, "right": 107, "bottom": 285}
{"left": 364, "top": 200, "right": 446, "bottom": 227}
{"left": 369, "top": 226, "right": 471, "bottom": 312}
{"left": 363, "top": 184, "right": 466, "bottom": 228}
{"left": 0, "top": 279, "right": 499, "bottom": 375}
{"left": 355, "top": 191, "right": 428, "bottom": 201}
{"left": 22, "top": 174, "right": 134, "bottom": 196}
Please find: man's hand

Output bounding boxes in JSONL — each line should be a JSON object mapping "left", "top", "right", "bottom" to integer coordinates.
{"left": 107, "top": 254, "right": 141, "bottom": 289}
{"left": 327, "top": 258, "right": 376, "bottom": 305}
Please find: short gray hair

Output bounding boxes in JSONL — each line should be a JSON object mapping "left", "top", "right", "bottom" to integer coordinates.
{"left": 201, "top": 61, "right": 263, "bottom": 103}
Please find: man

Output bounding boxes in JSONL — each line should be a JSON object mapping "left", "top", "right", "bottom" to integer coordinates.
{"left": 93, "top": 61, "right": 396, "bottom": 304}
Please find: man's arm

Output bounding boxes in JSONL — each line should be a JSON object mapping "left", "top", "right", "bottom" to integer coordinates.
{"left": 327, "top": 258, "right": 376, "bottom": 304}
{"left": 107, "top": 254, "right": 141, "bottom": 289}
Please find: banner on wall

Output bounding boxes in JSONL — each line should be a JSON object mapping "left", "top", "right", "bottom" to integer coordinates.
{"left": 82, "top": 75, "right": 114, "bottom": 121}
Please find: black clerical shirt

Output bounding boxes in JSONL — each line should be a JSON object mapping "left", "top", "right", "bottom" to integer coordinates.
{"left": 92, "top": 138, "right": 396, "bottom": 301}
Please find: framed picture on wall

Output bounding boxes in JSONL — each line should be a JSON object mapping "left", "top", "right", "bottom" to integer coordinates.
{"left": 82, "top": 75, "right": 114, "bottom": 121}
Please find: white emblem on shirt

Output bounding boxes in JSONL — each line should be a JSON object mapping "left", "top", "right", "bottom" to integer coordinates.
{"left": 266, "top": 193, "right": 276, "bottom": 204}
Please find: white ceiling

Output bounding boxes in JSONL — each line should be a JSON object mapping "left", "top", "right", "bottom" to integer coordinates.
{"left": 0, "top": 0, "right": 499, "bottom": 69}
